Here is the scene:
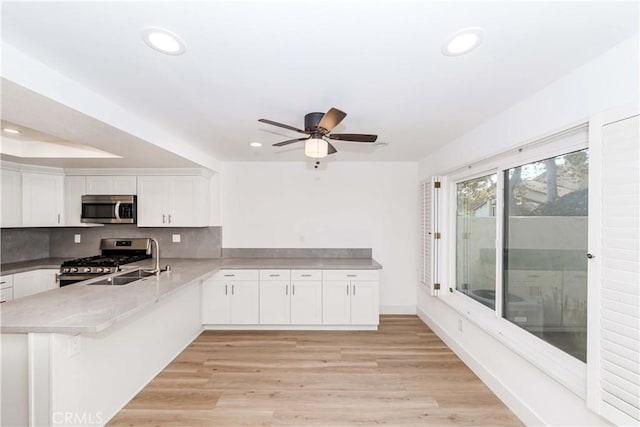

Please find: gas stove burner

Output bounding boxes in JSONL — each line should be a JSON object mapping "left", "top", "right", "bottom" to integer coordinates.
{"left": 58, "top": 238, "right": 153, "bottom": 286}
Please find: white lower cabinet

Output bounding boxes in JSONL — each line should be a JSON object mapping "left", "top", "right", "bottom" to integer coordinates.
{"left": 259, "top": 270, "right": 323, "bottom": 325}
{"left": 322, "top": 270, "right": 379, "bottom": 326}
{"left": 202, "top": 268, "right": 378, "bottom": 328}
{"left": 201, "top": 270, "right": 259, "bottom": 324}
{"left": 1, "top": 274, "right": 14, "bottom": 303}
{"left": 12, "top": 269, "right": 59, "bottom": 300}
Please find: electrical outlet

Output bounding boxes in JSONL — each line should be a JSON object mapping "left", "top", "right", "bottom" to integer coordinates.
{"left": 68, "top": 335, "right": 81, "bottom": 358}
{"left": 74, "top": 234, "right": 81, "bottom": 243}
{"left": 458, "top": 318, "right": 463, "bottom": 332}
{"left": 172, "top": 234, "right": 181, "bottom": 243}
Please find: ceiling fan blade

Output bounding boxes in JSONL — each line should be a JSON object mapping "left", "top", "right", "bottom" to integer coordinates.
{"left": 272, "top": 137, "right": 309, "bottom": 147}
{"left": 317, "top": 108, "right": 347, "bottom": 133}
{"left": 259, "top": 118, "right": 308, "bottom": 134}
{"left": 327, "top": 141, "right": 337, "bottom": 154}
{"left": 327, "top": 133, "right": 378, "bottom": 143}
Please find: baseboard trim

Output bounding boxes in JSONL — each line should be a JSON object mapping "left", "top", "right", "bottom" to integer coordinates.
{"left": 203, "top": 325, "right": 378, "bottom": 331}
{"left": 380, "top": 305, "right": 416, "bottom": 315}
{"left": 416, "top": 307, "right": 542, "bottom": 426}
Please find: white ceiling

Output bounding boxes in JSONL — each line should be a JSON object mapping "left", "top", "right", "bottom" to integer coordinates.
{"left": 1, "top": 1, "right": 638, "bottom": 163}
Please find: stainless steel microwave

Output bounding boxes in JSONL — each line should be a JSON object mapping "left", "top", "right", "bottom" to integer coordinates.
{"left": 81, "top": 195, "right": 137, "bottom": 224}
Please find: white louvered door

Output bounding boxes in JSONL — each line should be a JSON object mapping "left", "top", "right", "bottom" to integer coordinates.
{"left": 587, "top": 112, "right": 639, "bottom": 425}
{"left": 420, "top": 177, "right": 441, "bottom": 295}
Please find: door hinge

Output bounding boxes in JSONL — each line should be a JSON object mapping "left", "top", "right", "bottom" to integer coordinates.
{"left": 433, "top": 283, "right": 441, "bottom": 290}
{"left": 434, "top": 181, "right": 441, "bottom": 189}
{"left": 434, "top": 232, "right": 441, "bottom": 239}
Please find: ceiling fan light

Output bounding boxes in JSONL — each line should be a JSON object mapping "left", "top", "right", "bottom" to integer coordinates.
{"left": 305, "top": 138, "right": 328, "bottom": 159}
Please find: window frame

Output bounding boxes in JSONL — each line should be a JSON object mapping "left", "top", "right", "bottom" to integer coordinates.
{"left": 440, "top": 126, "right": 590, "bottom": 397}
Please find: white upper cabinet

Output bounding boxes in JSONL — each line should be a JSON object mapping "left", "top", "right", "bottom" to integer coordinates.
{"left": 64, "top": 176, "right": 86, "bottom": 226}
{"left": 22, "top": 172, "right": 64, "bottom": 227}
{"left": 1, "top": 169, "right": 22, "bottom": 227}
{"left": 85, "top": 176, "right": 136, "bottom": 195}
{"left": 137, "top": 175, "right": 209, "bottom": 227}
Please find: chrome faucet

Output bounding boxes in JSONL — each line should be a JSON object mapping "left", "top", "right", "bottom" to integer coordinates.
{"left": 144, "top": 238, "right": 162, "bottom": 276}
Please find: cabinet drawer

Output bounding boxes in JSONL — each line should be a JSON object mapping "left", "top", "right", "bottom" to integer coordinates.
{"left": 323, "top": 270, "right": 379, "bottom": 281}
{"left": 291, "top": 270, "right": 322, "bottom": 281}
{"left": 0, "top": 274, "right": 14, "bottom": 289}
{"left": 210, "top": 269, "right": 259, "bottom": 281}
{"left": 1, "top": 286, "right": 14, "bottom": 303}
{"left": 260, "top": 270, "right": 291, "bottom": 281}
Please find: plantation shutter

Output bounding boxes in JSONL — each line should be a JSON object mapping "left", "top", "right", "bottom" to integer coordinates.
{"left": 588, "top": 113, "right": 639, "bottom": 425}
{"left": 420, "top": 177, "right": 441, "bottom": 295}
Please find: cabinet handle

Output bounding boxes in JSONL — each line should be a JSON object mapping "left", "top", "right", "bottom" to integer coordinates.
{"left": 225, "top": 284, "right": 228, "bottom": 295}
{"left": 285, "top": 285, "right": 288, "bottom": 295}
{"left": 224, "top": 274, "right": 235, "bottom": 277}
{"left": 232, "top": 284, "right": 234, "bottom": 295}
{"left": 301, "top": 274, "right": 311, "bottom": 277}
{"left": 162, "top": 214, "right": 166, "bottom": 224}
{"left": 57, "top": 213, "right": 61, "bottom": 224}
{"left": 168, "top": 214, "right": 172, "bottom": 224}
{"left": 347, "top": 274, "right": 357, "bottom": 278}
{"left": 269, "top": 274, "right": 280, "bottom": 277}
{"left": 353, "top": 284, "right": 356, "bottom": 295}
{"left": 293, "top": 285, "right": 295, "bottom": 296}
{"left": 0, "top": 282, "right": 6, "bottom": 285}
{"left": 346, "top": 285, "right": 349, "bottom": 295}
{"left": 0, "top": 300, "right": 5, "bottom": 304}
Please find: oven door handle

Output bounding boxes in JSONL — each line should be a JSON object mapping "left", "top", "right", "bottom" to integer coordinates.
{"left": 114, "top": 201, "right": 121, "bottom": 221}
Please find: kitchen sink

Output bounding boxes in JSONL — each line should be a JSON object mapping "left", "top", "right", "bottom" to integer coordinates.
{"left": 85, "top": 269, "right": 156, "bottom": 286}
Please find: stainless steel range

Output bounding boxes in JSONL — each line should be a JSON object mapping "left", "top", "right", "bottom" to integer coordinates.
{"left": 59, "top": 238, "right": 152, "bottom": 286}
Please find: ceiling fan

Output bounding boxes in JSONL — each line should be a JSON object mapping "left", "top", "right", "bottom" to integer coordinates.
{"left": 258, "top": 108, "right": 377, "bottom": 162}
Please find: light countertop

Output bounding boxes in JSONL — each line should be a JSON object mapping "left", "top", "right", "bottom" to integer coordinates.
{"left": 0, "top": 257, "right": 382, "bottom": 334}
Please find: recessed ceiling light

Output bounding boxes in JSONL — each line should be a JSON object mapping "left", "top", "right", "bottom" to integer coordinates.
{"left": 249, "top": 142, "right": 263, "bottom": 148}
{"left": 142, "top": 28, "right": 185, "bottom": 55}
{"left": 442, "top": 28, "right": 484, "bottom": 56}
{"left": 3, "top": 127, "right": 21, "bottom": 134}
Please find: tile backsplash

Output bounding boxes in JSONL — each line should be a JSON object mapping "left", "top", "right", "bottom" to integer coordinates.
{"left": 0, "top": 228, "right": 50, "bottom": 264}
{"left": 0, "top": 226, "right": 222, "bottom": 263}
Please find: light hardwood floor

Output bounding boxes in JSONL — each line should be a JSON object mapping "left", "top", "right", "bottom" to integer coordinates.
{"left": 108, "top": 315, "right": 522, "bottom": 426}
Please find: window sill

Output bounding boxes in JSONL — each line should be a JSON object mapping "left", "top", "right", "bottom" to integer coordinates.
{"left": 436, "top": 290, "right": 587, "bottom": 399}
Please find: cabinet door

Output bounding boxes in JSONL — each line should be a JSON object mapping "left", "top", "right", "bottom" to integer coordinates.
{"left": 230, "top": 281, "right": 259, "bottom": 324}
{"left": 291, "top": 281, "right": 322, "bottom": 325}
{"left": 167, "top": 176, "right": 200, "bottom": 226}
{"left": 137, "top": 176, "right": 166, "bottom": 226}
{"left": 22, "top": 173, "right": 64, "bottom": 226}
{"left": 0, "top": 287, "right": 13, "bottom": 303}
{"left": 322, "top": 281, "right": 351, "bottom": 324}
{"left": 260, "top": 281, "right": 290, "bottom": 324}
{"left": 350, "top": 281, "right": 379, "bottom": 325}
{"left": 1, "top": 169, "right": 22, "bottom": 227}
{"left": 202, "top": 280, "right": 230, "bottom": 324}
{"left": 13, "top": 270, "right": 43, "bottom": 299}
{"left": 86, "top": 176, "right": 136, "bottom": 195}
{"left": 39, "top": 269, "right": 60, "bottom": 292}
{"left": 64, "top": 176, "right": 86, "bottom": 226}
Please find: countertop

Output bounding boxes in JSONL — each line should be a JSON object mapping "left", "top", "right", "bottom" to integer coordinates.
{"left": 0, "top": 257, "right": 382, "bottom": 334}
{"left": 1, "top": 258, "right": 72, "bottom": 275}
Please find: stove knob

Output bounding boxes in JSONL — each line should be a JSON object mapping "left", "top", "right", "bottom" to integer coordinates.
{"left": 103, "top": 267, "right": 110, "bottom": 273}
{"left": 63, "top": 268, "right": 70, "bottom": 273}
{"left": 70, "top": 268, "right": 79, "bottom": 273}
{"left": 83, "top": 267, "right": 91, "bottom": 273}
{"left": 96, "top": 268, "right": 103, "bottom": 273}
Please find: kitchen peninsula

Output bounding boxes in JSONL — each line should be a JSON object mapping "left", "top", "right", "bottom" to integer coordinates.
{"left": 1, "top": 256, "right": 382, "bottom": 426}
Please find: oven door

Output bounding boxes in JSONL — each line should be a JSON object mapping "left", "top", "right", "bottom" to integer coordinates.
{"left": 81, "top": 195, "right": 136, "bottom": 224}
{"left": 58, "top": 274, "right": 101, "bottom": 287}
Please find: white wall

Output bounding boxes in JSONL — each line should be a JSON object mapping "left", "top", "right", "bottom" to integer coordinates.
{"left": 417, "top": 35, "right": 638, "bottom": 425}
{"left": 221, "top": 161, "right": 418, "bottom": 313}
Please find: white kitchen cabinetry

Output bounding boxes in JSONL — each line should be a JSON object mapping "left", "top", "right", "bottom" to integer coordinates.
{"left": 260, "top": 270, "right": 323, "bottom": 325}
{"left": 290, "top": 271, "right": 323, "bottom": 325}
{"left": 137, "top": 176, "right": 209, "bottom": 227}
{"left": 1, "top": 275, "right": 14, "bottom": 303}
{"left": 202, "top": 270, "right": 259, "bottom": 324}
{"left": 22, "top": 172, "right": 64, "bottom": 226}
{"left": 1, "top": 169, "right": 22, "bottom": 227}
{"left": 12, "top": 269, "right": 59, "bottom": 300}
{"left": 323, "top": 270, "right": 379, "bottom": 325}
{"left": 85, "top": 176, "right": 136, "bottom": 195}
{"left": 64, "top": 176, "right": 86, "bottom": 226}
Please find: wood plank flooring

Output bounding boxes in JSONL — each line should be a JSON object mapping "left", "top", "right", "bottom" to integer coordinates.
{"left": 108, "top": 315, "right": 522, "bottom": 426}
